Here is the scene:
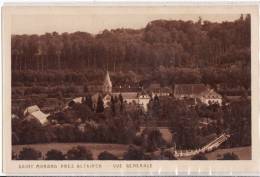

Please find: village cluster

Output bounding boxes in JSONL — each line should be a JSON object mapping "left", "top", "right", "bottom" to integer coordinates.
{"left": 23, "top": 71, "right": 223, "bottom": 125}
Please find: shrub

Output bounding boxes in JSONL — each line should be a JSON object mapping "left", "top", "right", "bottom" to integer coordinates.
{"left": 191, "top": 153, "right": 208, "bottom": 160}
{"left": 142, "top": 128, "right": 166, "bottom": 152}
{"left": 45, "top": 149, "right": 65, "bottom": 160}
{"left": 66, "top": 146, "right": 93, "bottom": 160}
{"left": 98, "top": 151, "right": 118, "bottom": 160}
{"left": 123, "top": 145, "right": 146, "bottom": 160}
{"left": 161, "top": 150, "right": 177, "bottom": 160}
{"left": 18, "top": 147, "right": 42, "bottom": 160}
{"left": 218, "top": 152, "right": 239, "bottom": 160}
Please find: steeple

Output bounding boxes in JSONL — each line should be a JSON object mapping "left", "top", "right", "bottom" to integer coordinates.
{"left": 103, "top": 71, "right": 112, "bottom": 94}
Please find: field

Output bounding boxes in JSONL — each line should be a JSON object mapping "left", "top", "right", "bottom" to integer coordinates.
{"left": 205, "top": 146, "right": 251, "bottom": 160}
{"left": 12, "top": 143, "right": 129, "bottom": 159}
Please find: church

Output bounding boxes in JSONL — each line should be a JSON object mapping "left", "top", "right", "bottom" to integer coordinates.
{"left": 91, "top": 71, "right": 151, "bottom": 112}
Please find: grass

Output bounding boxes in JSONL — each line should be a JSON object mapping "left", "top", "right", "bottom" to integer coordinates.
{"left": 179, "top": 146, "right": 251, "bottom": 160}
{"left": 12, "top": 143, "right": 129, "bottom": 159}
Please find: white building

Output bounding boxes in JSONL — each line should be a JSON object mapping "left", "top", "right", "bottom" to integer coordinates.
{"left": 174, "top": 84, "right": 222, "bottom": 106}
{"left": 199, "top": 89, "right": 222, "bottom": 106}
{"left": 24, "top": 105, "right": 50, "bottom": 124}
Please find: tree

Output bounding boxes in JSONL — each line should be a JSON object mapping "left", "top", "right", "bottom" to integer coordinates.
{"left": 96, "top": 95, "right": 104, "bottom": 113}
{"left": 218, "top": 152, "right": 239, "bottom": 160}
{"left": 123, "top": 145, "right": 146, "bottom": 160}
{"left": 98, "top": 151, "right": 118, "bottom": 160}
{"left": 142, "top": 128, "right": 166, "bottom": 152}
{"left": 85, "top": 95, "right": 94, "bottom": 111}
{"left": 152, "top": 95, "right": 160, "bottom": 117}
{"left": 110, "top": 96, "right": 116, "bottom": 116}
{"left": 160, "top": 150, "right": 177, "bottom": 160}
{"left": 119, "top": 93, "right": 124, "bottom": 113}
{"left": 66, "top": 146, "right": 93, "bottom": 160}
{"left": 18, "top": 117, "right": 47, "bottom": 144}
{"left": 45, "top": 149, "right": 65, "bottom": 160}
{"left": 191, "top": 153, "right": 208, "bottom": 160}
{"left": 18, "top": 147, "right": 42, "bottom": 160}
{"left": 119, "top": 93, "right": 123, "bottom": 104}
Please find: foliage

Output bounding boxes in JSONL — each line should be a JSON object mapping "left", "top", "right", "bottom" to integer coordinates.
{"left": 18, "top": 147, "right": 42, "bottom": 160}
{"left": 98, "top": 151, "right": 118, "bottom": 160}
{"left": 191, "top": 153, "right": 208, "bottom": 160}
{"left": 66, "top": 146, "right": 93, "bottom": 160}
{"left": 12, "top": 15, "right": 251, "bottom": 90}
{"left": 141, "top": 128, "right": 166, "bottom": 152}
{"left": 160, "top": 150, "right": 177, "bottom": 160}
{"left": 45, "top": 149, "right": 65, "bottom": 160}
{"left": 123, "top": 145, "right": 146, "bottom": 160}
{"left": 218, "top": 152, "right": 239, "bottom": 160}
{"left": 96, "top": 95, "right": 104, "bottom": 113}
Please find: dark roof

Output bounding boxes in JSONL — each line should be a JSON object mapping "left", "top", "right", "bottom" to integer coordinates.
{"left": 113, "top": 87, "right": 142, "bottom": 92}
{"left": 112, "top": 92, "right": 138, "bottom": 99}
{"left": 148, "top": 83, "right": 161, "bottom": 90}
{"left": 174, "top": 84, "right": 208, "bottom": 96}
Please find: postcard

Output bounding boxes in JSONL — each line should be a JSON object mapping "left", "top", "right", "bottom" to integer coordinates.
{"left": 2, "top": 3, "right": 260, "bottom": 175}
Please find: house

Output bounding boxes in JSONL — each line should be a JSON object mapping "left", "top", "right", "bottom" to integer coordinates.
{"left": 103, "top": 94, "right": 112, "bottom": 108}
{"left": 138, "top": 94, "right": 150, "bottom": 112}
{"left": 23, "top": 105, "right": 50, "bottom": 124}
{"left": 112, "top": 92, "right": 150, "bottom": 112}
{"left": 198, "top": 89, "right": 222, "bottom": 106}
{"left": 174, "top": 84, "right": 222, "bottom": 106}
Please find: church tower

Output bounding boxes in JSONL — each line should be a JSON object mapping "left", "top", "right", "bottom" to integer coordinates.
{"left": 103, "top": 71, "right": 112, "bottom": 94}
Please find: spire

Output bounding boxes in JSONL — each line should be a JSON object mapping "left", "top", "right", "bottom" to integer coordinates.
{"left": 103, "top": 71, "right": 112, "bottom": 94}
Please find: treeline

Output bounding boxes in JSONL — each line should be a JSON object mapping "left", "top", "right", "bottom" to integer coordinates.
{"left": 12, "top": 15, "right": 250, "bottom": 72}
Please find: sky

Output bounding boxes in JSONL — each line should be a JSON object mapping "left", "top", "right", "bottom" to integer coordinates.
{"left": 11, "top": 12, "right": 241, "bottom": 35}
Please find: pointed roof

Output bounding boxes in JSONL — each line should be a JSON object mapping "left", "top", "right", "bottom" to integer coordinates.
{"left": 103, "top": 71, "right": 112, "bottom": 87}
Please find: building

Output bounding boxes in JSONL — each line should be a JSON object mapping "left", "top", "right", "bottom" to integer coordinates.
{"left": 69, "top": 71, "right": 151, "bottom": 112}
{"left": 23, "top": 105, "right": 50, "bottom": 124}
{"left": 112, "top": 92, "right": 150, "bottom": 112}
{"left": 198, "top": 89, "right": 222, "bottom": 106}
{"left": 148, "top": 83, "right": 172, "bottom": 98}
{"left": 174, "top": 84, "right": 222, "bottom": 106}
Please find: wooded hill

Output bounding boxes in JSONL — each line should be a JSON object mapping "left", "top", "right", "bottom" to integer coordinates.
{"left": 11, "top": 15, "right": 250, "bottom": 89}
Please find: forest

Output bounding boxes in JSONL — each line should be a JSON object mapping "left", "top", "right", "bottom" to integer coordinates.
{"left": 11, "top": 15, "right": 251, "bottom": 90}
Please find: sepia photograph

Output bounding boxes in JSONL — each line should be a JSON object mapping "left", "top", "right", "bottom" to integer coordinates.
{"left": 8, "top": 6, "right": 252, "bottom": 163}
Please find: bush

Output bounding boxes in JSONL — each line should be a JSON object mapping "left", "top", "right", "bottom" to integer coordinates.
{"left": 98, "top": 151, "right": 118, "bottom": 160}
{"left": 133, "top": 135, "right": 143, "bottom": 146}
{"left": 45, "top": 149, "right": 65, "bottom": 160}
{"left": 218, "top": 152, "right": 239, "bottom": 160}
{"left": 191, "top": 153, "right": 208, "bottom": 160}
{"left": 123, "top": 145, "right": 146, "bottom": 160}
{"left": 142, "top": 128, "right": 166, "bottom": 152}
{"left": 18, "top": 147, "right": 42, "bottom": 160}
{"left": 161, "top": 150, "right": 177, "bottom": 160}
{"left": 66, "top": 146, "right": 93, "bottom": 160}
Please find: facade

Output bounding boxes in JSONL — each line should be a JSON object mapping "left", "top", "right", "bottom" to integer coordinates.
{"left": 24, "top": 105, "right": 50, "bottom": 124}
{"left": 112, "top": 92, "right": 150, "bottom": 112}
{"left": 148, "top": 83, "right": 172, "bottom": 98}
{"left": 199, "top": 89, "right": 222, "bottom": 106}
{"left": 174, "top": 84, "right": 222, "bottom": 106}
